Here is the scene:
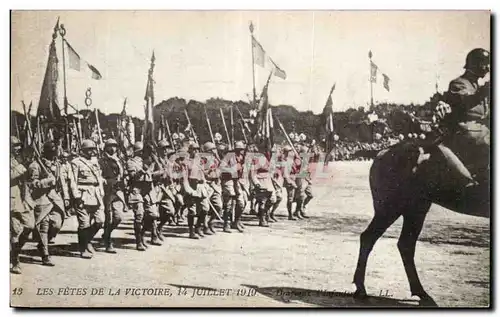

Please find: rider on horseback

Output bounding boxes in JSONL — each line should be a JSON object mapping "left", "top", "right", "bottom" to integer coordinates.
{"left": 434, "top": 48, "right": 490, "bottom": 187}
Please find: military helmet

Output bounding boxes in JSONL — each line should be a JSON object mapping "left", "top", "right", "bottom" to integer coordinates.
{"left": 465, "top": 48, "right": 490, "bottom": 71}
{"left": 81, "top": 139, "right": 97, "bottom": 150}
{"left": 133, "top": 141, "right": 144, "bottom": 153}
{"left": 283, "top": 145, "right": 292, "bottom": 152}
{"left": 43, "top": 141, "right": 57, "bottom": 153}
{"left": 158, "top": 139, "right": 170, "bottom": 149}
{"left": 104, "top": 139, "right": 118, "bottom": 148}
{"left": 11, "top": 136, "right": 21, "bottom": 146}
{"left": 234, "top": 141, "right": 245, "bottom": 150}
{"left": 172, "top": 133, "right": 179, "bottom": 140}
{"left": 217, "top": 143, "right": 227, "bottom": 152}
{"left": 300, "top": 145, "right": 309, "bottom": 153}
{"left": 61, "top": 151, "right": 70, "bottom": 158}
{"left": 203, "top": 141, "right": 216, "bottom": 152}
{"left": 189, "top": 142, "right": 200, "bottom": 151}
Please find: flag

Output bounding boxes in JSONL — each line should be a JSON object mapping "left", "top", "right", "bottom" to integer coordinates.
{"left": 370, "top": 61, "right": 378, "bottom": 83}
{"left": 87, "top": 64, "right": 102, "bottom": 80}
{"left": 322, "top": 84, "right": 336, "bottom": 133}
{"left": 65, "top": 39, "right": 102, "bottom": 79}
{"left": 269, "top": 58, "right": 286, "bottom": 80}
{"left": 65, "top": 40, "right": 81, "bottom": 71}
{"left": 255, "top": 71, "right": 274, "bottom": 153}
{"left": 252, "top": 36, "right": 266, "bottom": 67}
{"left": 37, "top": 35, "right": 62, "bottom": 121}
{"left": 143, "top": 51, "right": 155, "bottom": 143}
{"left": 382, "top": 73, "right": 390, "bottom": 91}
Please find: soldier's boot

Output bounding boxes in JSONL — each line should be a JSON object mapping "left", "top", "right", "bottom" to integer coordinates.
{"left": 157, "top": 219, "right": 166, "bottom": 241}
{"left": 293, "top": 201, "right": 304, "bottom": 220}
{"left": 134, "top": 223, "right": 146, "bottom": 251}
{"left": 207, "top": 214, "right": 217, "bottom": 234}
{"left": 78, "top": 229, "right": 93, "bottom": 259}
{"left": 188, "top": 215, "right": 199, "bottom": 239}
{"left": 234, "top": 206, "right": 244, "bottom": 233}
{"left": 86, "top": 223, "right": 102, "bottom": 253}
{"left": 196, "top": 212, "right": 207, "bottom": 237}
{"left": 269, "top": 204, "right": 279, "bottom": 223}
{"left": 287, "top": 203, "right": 297, "bottom": 221}
{"left": 223, "top": 209, "right": 232, "bottom": 233}
{"left": 202, "top": 213, "right": 213, "bottom": 236}
{"left": 300, "top": 197, "right": 312, "bottom": 218}
{"left": 10, "top": 243, "right": 22, "bottom": 274}
{"left": 104, "top": 223, "right": 118, "bottom": 254}
{"left": 258, "top": 208, "right": 270, "bottom": 227}
{"left": 150, "top": 220, "right": 163, "bottom": 246}
{"left": 42, "top": 255, "right": 55, "bottom": 267}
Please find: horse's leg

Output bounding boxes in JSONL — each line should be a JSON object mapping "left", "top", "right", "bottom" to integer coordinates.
{"left": 397, "top": 203, "right": 437, "bottom": 306}
{"left": 353, "top": 205, "right": 401, "bottom": 298}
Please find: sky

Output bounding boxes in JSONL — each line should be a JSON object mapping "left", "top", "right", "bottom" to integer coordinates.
{"left": 11, "top": 10, "right": 490, "bottom": 118}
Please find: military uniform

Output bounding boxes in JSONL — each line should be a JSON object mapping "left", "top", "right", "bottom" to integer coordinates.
{"left": 182, "top": 152, "right": 210, "bottom": 239}
{"left": 250, "top": 152, "right": 275, "bottom": 227}
{"left": 10, "top": 153, "right": 35, "bottom": 273}
{"left": 157, "top": 153, "right": 177, "bottom": 234}
{"left": 200, "top": 145, "right": 222, "bottom": 234}
{"left": 28, "top": 158, "right": 65, "bottom": 263}
{"left": 99, "top": 150, "right": 126, "bottom": 253}
{"left": 71, "top": 154, "right": 105, "bottom": 258}
{"left": 294, "top": 147, "right": 313, "bottom": 218}
{"left": 442, "top": 75, "right": 490, "bottom": 176}
{"left": 269, "top": 150, "right": 286, "bottom": 222}
{"left": 283, "top": 150, "right": 302, "bottom": 220}
{"left": 220, "top": 144, "right": 248, "bottom": 232}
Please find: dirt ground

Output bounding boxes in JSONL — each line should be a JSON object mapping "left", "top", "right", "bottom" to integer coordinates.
{"left": 10, "top": 161, "right": 490, "bottom": 308}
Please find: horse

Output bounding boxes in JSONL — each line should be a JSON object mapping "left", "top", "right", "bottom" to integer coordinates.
{"left": 352, "top": 140, "right": 490, "bottom": 306}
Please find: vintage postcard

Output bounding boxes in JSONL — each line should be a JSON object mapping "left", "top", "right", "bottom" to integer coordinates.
{"left": 10, "top": 10, "right": 490, "bottom": 308}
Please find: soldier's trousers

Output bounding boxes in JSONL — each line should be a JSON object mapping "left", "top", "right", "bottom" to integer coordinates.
{"left": 10, "top": 205, "right": 35, "bottom": 265}
{"left": 142, "top": 199, "right": 160, "bottom": 242}
{"left": 104, "top": 199, "right": 124, "bottom": 244}
{"left": 185, "top": 195, "right": 209, "bottom": 230}
{"left": 34, "top": 205, "right": 63, "bottom": 257}
{"left": 207, "top": 181, "right": 222, "bottom": 224}
{"left": 75, "top": 205, "right": 104, "bottom": 251}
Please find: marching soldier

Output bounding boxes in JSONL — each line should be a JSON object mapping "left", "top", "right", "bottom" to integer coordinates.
{"left": 59, "top": 151, "right": 76, "bottom": 219}
{"left": 201, "top": 141, "right": 222, "bottom": 234}
{"left": 250, "top": 150, "right": 275, "bottom": 227}
{"left": 99, "top": 139, "right": 126, "bottom": 254}
{"left": 295, "top": 145, "right": 312, "bottom": 219}
{"left": 220, "top": 141, "right": 248, "bottom": 233}
{"left": 183, "top": 143, "right": 210, "bottom": 239}
{"left": 10, "top": 136, "right": 35, "bottom": 274}
{"left": 142, "top": 143, "right": 164, "bottom": 246}
{"left": 269, "top": 146, "right": 286, "bottom": 223}
{"left": 282, "top": 145, "right": 302, "bottom": 220}
{"left": 26, "top": 141, "right": 67, "bottom": 266}
{"left": 157, "top": 139, "right": 177, "bottom": 235}
{"left": 126, "top": 142, "right": 162, "bottom": 251}
{"left": 71, "top": 139, "right": 105, "bottom": 259}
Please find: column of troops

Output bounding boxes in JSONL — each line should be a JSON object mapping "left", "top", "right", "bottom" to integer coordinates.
{"left": 10, "top": 135, "right": 317, "bottom": 274}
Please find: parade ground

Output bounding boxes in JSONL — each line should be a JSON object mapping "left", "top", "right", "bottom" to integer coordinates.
{"left": 10, "top": 161, "right": 490, "bottom": 308}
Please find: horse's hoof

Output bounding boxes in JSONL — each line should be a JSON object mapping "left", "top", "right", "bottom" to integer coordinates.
{"left": 353, "top": 288, "right": 367, "bottom": 299}
{"left": 417, "top": 294, "right": 438, "bottom": 307}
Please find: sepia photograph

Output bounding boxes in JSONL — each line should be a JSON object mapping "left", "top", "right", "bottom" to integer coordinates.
{"left": 9, "top": 10, "right": 490, "bottom": 308}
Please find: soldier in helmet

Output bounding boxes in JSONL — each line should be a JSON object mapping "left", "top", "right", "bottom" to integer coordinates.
{"left": 156, "top": 139, "right": 177, "bottom": 236}
{"left": 268, "top": 145, "right": 287, "bottom": 223}
{"left": 71, "top": 139, "right": 105, "bottom": 259}
{"left": 295, "top": 145, "right": 313, "bottom": 219}
{"left": 126, "top": 141, "right": 162, "bottom": 251}
{"left": 220, "top": 141, "right": 248, "bottom": 232}
{"left": 99, "top": 138, "right": 126, "bottom": 253}
{"left": 10, "top": 136, "right": 35, "bottom": 274}
{"left": 58, "top": 151, "right": 76, "bottom": 219}
{"left": 24, "top": 141, "right": 67, "bottom": 266}
{"left": 249, "top": 148, "right": 275, "bottom": 227}
{"left": 435, "top": 48, "right": 490, "bottom": 186}
{"left": 282, "top": 145, "right": 302, "bottom": 220}
{"left": 182, "top": 142, "right": 210, "bottom": 239}
{"left": 200, "top": 141, "right": 222, "bottom": 234}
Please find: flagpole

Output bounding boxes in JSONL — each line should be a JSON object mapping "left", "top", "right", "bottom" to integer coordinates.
{"left": 58, "top": 23, "right": 68, "bottom": 115}
{"left": 369, "top": 50, "right": 374, "bottom": 109}
{"left": 249, "top": 21, "right": 257, "bottom": 108}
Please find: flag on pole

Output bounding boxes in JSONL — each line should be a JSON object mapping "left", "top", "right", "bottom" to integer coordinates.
{"left": 370, "top": 61, "right": 378, "bottom": 83}
{"left": 269, "top": 58, "right": 286, "bottom": 80}
{"left": 382, "top": 73, "right": 390, "bottom": 91}
{"left": 252, "top": 36, "right": 266, "bottom": 67}
{"left": 37, "top": 28, "right": 62, "bottom": 121}
{"left": 322, "top": 84, "right": 336, "bottom": 133}
{"left": 143, "top": 51, "right": 156, "bottom": 143}
{"left": 256, "top": 71, "right": 274, "bottom": 153}
{"left": 64, "top": 39, "right": 102, "bottom": 79}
